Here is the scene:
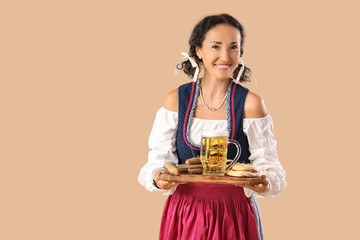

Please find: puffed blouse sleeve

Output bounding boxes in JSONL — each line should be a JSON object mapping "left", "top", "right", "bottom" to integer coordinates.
{"left": 137, "top": 107, "right": 179, "bottom": 195}
{"left": 243, "top": 114, "right": 287, "bottom": 198}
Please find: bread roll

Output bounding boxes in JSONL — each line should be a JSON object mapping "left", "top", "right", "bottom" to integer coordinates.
{"left": 225, "top": 170, "right": 260, "bottom": 177}
{"left": 164, "top": 162, "right": 179, "bottom": 175}
{"left": 231, "top": 163, "right": 257, "bottom": 172}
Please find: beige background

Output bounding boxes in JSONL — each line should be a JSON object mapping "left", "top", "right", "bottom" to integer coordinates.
{"left": 1, "top": 0, "right": 359, "bottom": 239}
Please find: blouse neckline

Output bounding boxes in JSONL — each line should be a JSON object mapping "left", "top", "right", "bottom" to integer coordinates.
{"left": 160, "top": 106, "right": 271, "bottom": 121}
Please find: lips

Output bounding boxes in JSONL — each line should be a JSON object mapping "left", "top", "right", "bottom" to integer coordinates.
{"left": 215, "top": 64, "right": 231, "bottom": 70}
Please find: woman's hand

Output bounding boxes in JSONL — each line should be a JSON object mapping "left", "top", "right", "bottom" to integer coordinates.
{"left": 243, "top": 175, "right": 269, "bottom": 193}
{"left": 153, "top": 172, "right": 179, "bottom": 190}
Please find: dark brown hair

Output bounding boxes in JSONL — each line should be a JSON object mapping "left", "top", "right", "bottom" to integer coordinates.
{"left": 177, "top": 13, "right": 252, "bottom": 83}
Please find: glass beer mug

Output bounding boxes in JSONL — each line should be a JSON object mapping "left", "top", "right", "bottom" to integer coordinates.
{"left": 200, "top": 129, "right": 241, "bottom": 176}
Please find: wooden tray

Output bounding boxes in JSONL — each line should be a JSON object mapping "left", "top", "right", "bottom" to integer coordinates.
{"left": 161, "top": 173, "right": 262, "bottom": 186}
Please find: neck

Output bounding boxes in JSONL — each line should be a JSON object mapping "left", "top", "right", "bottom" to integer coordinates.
{"left": 200, "top": 74, "right": 231, "bottom": 100}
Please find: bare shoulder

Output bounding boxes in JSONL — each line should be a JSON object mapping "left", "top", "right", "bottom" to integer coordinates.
{"left": 163, "top": 88, "right": 178, "bottom": 112}
{"left": 244, "top": 91, "right": 269, "bottom": 118}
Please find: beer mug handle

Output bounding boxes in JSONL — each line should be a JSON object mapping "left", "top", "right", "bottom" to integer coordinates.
{"left": 225, "top": 139, "right": 241, "bottom": 171}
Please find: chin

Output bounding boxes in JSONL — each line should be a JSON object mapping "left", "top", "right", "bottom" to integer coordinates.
{"left": 216, "top": 75, "right": 232, "bottom": 81}
{"left": 213, "top": 71, "right": 234, "bottom": 80}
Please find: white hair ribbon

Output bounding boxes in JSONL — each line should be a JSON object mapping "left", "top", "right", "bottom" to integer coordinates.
{"left": 235, "top": 58, "right": 245, "bottom": 83}
{"left": 174, "top": 52, "right": 200, "bottom": 82}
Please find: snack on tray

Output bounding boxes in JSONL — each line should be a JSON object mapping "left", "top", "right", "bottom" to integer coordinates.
{"left": 225, "top": 169, "right": 260, "bottom": 177}
{"left": 188, "top": 168, "right": 203, "bottom": 174}
{"left": 225, "top": 163, "right": 259, "bottom": 178}
{"left": 231, "top": 163, "right": 258, "bottom": 172}
{"left": 185, "top": 157, "right": 201, "bottom": 165}
{"left": 164, "top": 162, "right": 179, "bottom": 176}
{"left": 176, "top": 160, "right": 203, "bottom": 174}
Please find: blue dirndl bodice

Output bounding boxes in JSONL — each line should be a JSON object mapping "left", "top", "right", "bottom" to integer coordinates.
{"left": 175, "top": 79, "right": 251, "bottom": 165}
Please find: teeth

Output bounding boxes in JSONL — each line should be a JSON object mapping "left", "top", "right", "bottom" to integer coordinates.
{"left": 216, "top": 65, "right": 230, "bottom": 68}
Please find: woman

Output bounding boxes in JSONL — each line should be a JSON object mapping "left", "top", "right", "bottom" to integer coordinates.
{"left": 138, "top": 13, "right": 287, "bottom": 240}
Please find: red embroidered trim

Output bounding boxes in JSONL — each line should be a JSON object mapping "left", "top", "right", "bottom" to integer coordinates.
{"left": 231, "top": 83, "right": 236, "bottom": 140}
{"left": 183, "top": 82, "right": 236, "bottom": 150}
{"left": 183, "top": 82, "right": 200, "bottom": 150}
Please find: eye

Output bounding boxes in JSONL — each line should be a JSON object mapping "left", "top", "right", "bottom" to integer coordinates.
{"left": 211, "top": 45, "right": 219, "bottom": 49}
{"left": 231, "top": 46, "right": 238, "bottom": 50}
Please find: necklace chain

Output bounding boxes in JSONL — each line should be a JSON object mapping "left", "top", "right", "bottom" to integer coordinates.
{"left": 199, "top": 87, "right": 227, "bottom": 112}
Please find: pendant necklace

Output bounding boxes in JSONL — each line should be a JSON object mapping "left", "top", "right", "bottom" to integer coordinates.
{"left": 199, "top": 87, "right": 227, "bottom": 112}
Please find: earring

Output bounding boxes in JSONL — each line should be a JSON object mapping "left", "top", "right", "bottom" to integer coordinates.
{"left": 235, "top": 58, "right": 245, "bottom": 83}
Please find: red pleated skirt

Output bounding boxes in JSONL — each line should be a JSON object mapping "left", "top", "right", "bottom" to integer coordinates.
{"left": 159, "top": 182, "right": 258, "bottom": 240}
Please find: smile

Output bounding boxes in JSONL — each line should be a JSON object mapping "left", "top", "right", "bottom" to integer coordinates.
{"left": 215, "top": 64, "right": 231, "bottom": 70}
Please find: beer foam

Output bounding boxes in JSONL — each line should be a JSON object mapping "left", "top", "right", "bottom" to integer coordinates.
{"left": 201, "top": 129, "right": 229, "bottom": 137}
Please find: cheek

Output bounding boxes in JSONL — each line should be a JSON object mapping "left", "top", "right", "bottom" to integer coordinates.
{"left": 203, "top": 59, "right": 214, "bottom": 67}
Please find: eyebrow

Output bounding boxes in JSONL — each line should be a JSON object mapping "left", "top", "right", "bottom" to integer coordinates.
{"left": 209, "top": 41, "right": 239, "bottom": 44}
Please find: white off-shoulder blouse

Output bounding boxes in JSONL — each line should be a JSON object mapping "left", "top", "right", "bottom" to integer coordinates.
{"left": 138, "top": 107, "right": 287, "bottom": 198}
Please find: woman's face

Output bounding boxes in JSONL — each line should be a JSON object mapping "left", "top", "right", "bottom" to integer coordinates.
{"left": 196, "top": 24, "right": 241, "bottom": 81}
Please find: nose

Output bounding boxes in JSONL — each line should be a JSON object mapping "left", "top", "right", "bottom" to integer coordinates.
{"left": 219, "top": 48, "right": 231, "bottom": 62}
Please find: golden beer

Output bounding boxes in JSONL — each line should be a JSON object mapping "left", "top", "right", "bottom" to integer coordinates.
{"left": 200, "top": 130, "right": 241, "bottom": 176}
{"left": 201, "top": 135, "right": 228, "bottom": 176}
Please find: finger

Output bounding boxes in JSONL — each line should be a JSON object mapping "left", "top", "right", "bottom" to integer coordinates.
{"left": 263, "top": 180, "right": 269, "bottom": 187}
{"left": 154, "top": 172, "right": 162, "bottom": 182}
{"left": 260, "top": 175, "right": 268, "bottom": 183}
{"left": 244, "top": 184, "right": 256, "bottom": 191}
{"left": 249, "top": 184, "right": 264, "bottom": 192}
{"left": 171, "top": 182, "right": 179, "bottom": 187}
{"left": 167, "top": 182, "right": 178, "bottom": 187}
{"left": 157, "top": 180, "right": 169, "bottom": 189}
{"left": 262, "top": 178, "right": 269, "bottom": 186}
{"left": 257, "top": 184, "right": 270, "bottom": 193}
{"left": 158, "top": 180, "right": 178, "bottom": 190}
